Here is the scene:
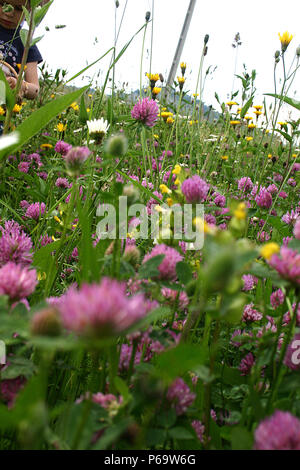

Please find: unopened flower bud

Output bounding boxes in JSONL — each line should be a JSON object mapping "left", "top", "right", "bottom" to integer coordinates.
{"left": 204, "top": 34, "right": 209, "bottom": 45}
{"left": 122, "top": 245, "right": 141, "bottom": 267}
{"left": 31, "top": 308, "right": 62, "bottom": 337}
{"left": 123, "top": 184, "right": 139, "bottom": 204}
{"left": 204, "top": 46, "right": 208, "bottom": 56}
{"left": 296, "top": 46, "right": 300, "bottom": 57}
{"left": 105, "top": 133, "right": 128, "bottom": 157}
{"left": 145, "top": 11, "right": 151, "bottom": 22}
{"left": 115, "top": 0, "right": 119, "bottom": 7}
{"left": 65, "top": 146, "right": 91, "bottom": 173}
{"left": 159, "top": 73, "right": 164, "bottom": 83}
{"left": 275, "top": 50, "right": 280, "bottom": 59}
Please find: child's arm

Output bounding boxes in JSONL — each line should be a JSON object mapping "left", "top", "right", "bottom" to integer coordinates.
{"left": 6, "top": 62, "right": 40, "bottom": 100}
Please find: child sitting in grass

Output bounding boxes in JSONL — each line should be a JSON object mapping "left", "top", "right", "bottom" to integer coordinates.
{"left": 0, "top": 0, "right": 43, "bottom": 101}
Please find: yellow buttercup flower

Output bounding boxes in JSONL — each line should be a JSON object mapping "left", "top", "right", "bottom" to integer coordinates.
{"left": 260, "top": 242, "right": 280, "bottom": 261}
{"left": 278, "top": 31, "right": 293, "bottom": 52}
{"left": 159, "top": 184, "right": 171, "bottom": 195}
{"left": 56, "top": 122, "right": 67, "bottom": 132}
{"left": 172, "top": 164, "right": 181, "bottom": 175}
{"left": 70, "top": 102, "right": 79, "bottom": 111}
{"left": 268, "top": 154, "right": 273, "bottom": 159}
{"left": 13, "top": 104, "right": 22, "bottom": 113}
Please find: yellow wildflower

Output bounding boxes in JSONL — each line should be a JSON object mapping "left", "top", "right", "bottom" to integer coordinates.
{"left": 226, "top": 101, "right": 238, "bottom": 108}
{"left": 234, "top": 202, "right": 247, "bottom": 220}
{"left": 253, "top": 105, "right": 263, "bottom": 111}
{"left": 0, "top": 106, "right": 5, "bottom": 116}
{"left": 152, "top": 87, "right": 161, "bottom": 96}
{"left": 174, "top": 178, "right": 181, "bottom": 186}
{"left": 13, "top": 104, "right": 22, "bottom": 113}
{"left": 260, "top": 242, "right": 280, "bottom": 261}
{"left": 292, "top": 154, "right": 297, "bottom": 159}
{"left": 253, "top": 110, "right": 262, "bottom": 117}
{"left": 193, "top": 217, "right": 213, "bottom": 234}
{"left": 180, "top": 62, "right": 187, "bottom": 75}
{"left": 248, "top": 123, "right": 256, "bottom": 129}
{"left": 56, "top": 122, "right": 67, "bottom": 132}
{"left": 166, "top": 116, "right": 175, "bottom": 124}
{"left": 278, "top": 31, "right": 293, "bottom": 52}
{"left": 146, "top": 73, "right": 160, "bottom": 83}
{"left": 230, "top": 120, "right": 240, "bottom": 126}
{"left": 153, "top": 134, "right": 159, "bottom": 140}
{"left": 50, "top": 94, "right": 55, "bottom": 99}
{"left": 54, "top": 216, "right": 63, "bottom": 225}
{"left": 70, "top": 102, "right": 79, "bottom": 111}
{"left": 244, "top": 115, "right": 253, "bottom": 121}
{"left": 40, "top": 143, "right": 53, "bottom": 150}
{"left": 160, "top": 111, "right": 173, "bottom": 121}
{"left": 159, "top": 184, "right": 171, "bottom": 195}
{"left": 278, "top": 121, "right": 287, "bottom": 128}
{"left": 221, "top": 155, "right": 228, "bottom": 160}
{"left": 268, "top": 154, "right": 273, "bottom": 159}
{"left": 172, "top": 164, "right": 181, "bottom": 175}
{"left": 167, "top": 198, "right": 174, "bottom": 207}
{"left": 245, "top": 136, "right": 253, "bottom": 142}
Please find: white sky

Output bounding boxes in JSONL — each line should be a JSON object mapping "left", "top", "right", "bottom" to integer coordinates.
{"left": 35, "top": 0, "right": 299, "bottom": 120}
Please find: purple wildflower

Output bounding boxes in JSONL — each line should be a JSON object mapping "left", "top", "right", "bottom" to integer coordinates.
{"left": 65, "top": 146, "right": 91, "bottom": 170}
{"left": 142, "top": 244, "right": 183, "bottom": 280}
{"left": 55, "top": 140, "right": 72, "bottom": 156}
{"left": 57, "top": 278, "right": 152, "bottom": 337}
{"left": 131, "top": 97, "right": 159, "bottom": 128}
{"left": 254, "top": 410, "right": 300, "bottom": 450}
{"left": 166, "top": 378, "right": 196, "bottom": 415}
{"left": 18, "top": 161, "right": 30, "bottom": 173}
{"left": 255, "top": 187, "right": 272, "bottom": 209}
{"left": 237, "top": 176, "right": 253, "bottom": 192}
{"left": 242, "top": 274, "right": 258, "bottom": 292}
{"left": 181, "top": 175, "right": 210, "bottom": 203}
{"left": 239, "top": 352, "right": 255, "bottom": 376}
{"left": 294, "top": 219, "right": 300, "bottom": 239}
{"left": 191, "top": 420, "right": 205, "bottom": 443}
{"left": 55, "top": 177, "right": 70, "bottom": 188}
{"left": 282, "top": 210, "right": 298, "bottom": 225}
{"left": 25, "top": 202, "right": 46, "bottom": 220}
{"left": 0, "top": 262, "right": 37, "bottom": 300}
{"left": 269, "top": 247, "right": 300, "bottom": 286}
{"left": 270, "top": 289, "right": 285, "bottom": 309}
{"left": 0, "top": 221, "right": 32, "bottom": 267}
{"left": 242, "top": 303, "right": 263, "bottom": 322}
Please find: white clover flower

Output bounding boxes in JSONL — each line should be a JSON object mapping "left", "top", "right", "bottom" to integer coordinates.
{"left": 87, "top": 118, "right": 110, "bottom": 136}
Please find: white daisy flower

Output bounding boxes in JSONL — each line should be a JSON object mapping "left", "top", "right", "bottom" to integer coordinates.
{"left": 87, "top": 118, "right": 110, "bottom": 136}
